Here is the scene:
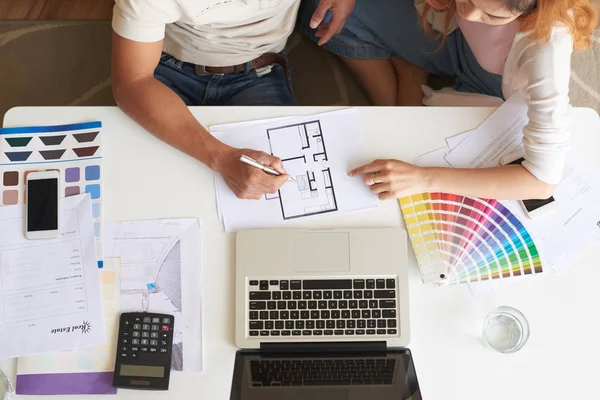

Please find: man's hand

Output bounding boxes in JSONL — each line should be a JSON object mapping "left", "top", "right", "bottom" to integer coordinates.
{"left": 349, "top": 159, "right": 430, "bottom": 200}
{"left": 214, "top": 148, "right": 290, "bottom": 200}
{"left": 310, "top": 0, "right": 356, "bottom": 46}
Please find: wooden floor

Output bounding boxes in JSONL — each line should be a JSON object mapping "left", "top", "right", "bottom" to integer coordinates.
{"left": 0, "top": 0, "right": 114, "bottom": 20}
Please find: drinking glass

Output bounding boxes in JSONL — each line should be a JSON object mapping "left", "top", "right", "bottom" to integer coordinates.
{"left": 482, "top": 306, "right": 530, "bottom": 353}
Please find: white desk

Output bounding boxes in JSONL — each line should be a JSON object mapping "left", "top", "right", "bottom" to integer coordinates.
{"left": 3, "top": 106, "right": 600, "bottom": 400}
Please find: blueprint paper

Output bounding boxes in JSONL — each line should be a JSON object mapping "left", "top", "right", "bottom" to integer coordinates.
{"left": 0, "top": 194, "right": 106, "bottom": 359}
{"left": 104, "top": 219, "right": 203, "bottom": 372}
{"left": 16, "top": 258, "right": 121, "bottom": 395}
{"left": 210, "top": 109, "right": 378, "bottom": 232}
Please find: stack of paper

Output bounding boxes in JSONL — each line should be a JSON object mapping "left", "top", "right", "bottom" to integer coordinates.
{"left": 0, "top": 195, "right": 106, "bottom": 360}
{"left": 104, "top": 219, "right": 203, "bottom": 373}
{"left": 16, "top": 259, "right": 121, "bottom": 395}
{"left": 413, "top": 95, "right": 600, "bottom": 274}
{"left": 210, "top": 109, "right": 378, "bottom": 232}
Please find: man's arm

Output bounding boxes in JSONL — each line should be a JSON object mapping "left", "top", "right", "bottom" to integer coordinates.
{"left": 111, "top": 32, "right": 288, "bottom": 199}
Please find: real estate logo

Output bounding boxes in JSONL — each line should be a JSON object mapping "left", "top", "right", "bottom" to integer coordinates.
{"left": 50, "top": 320, "right": 92, "bottom": 335}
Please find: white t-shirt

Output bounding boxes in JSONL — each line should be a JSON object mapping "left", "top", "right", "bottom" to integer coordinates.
{"left": 416, "top": 0, "right": 574, "bottom": 185}
{"left": 112, "top": 0, "right": 301, "bottom": 67}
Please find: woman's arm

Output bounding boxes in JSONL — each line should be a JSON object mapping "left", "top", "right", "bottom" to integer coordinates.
{"left": 427, "top": 164, "right": 555, "bottom": 199}
{"left": 349, "top": 27, "right": 575, "bottom": 201}
{"left": 515, "top": 26, "right": 574, "bottom": 186}
{"left": 349, "top": 160, "right": 555, "bottom": 200}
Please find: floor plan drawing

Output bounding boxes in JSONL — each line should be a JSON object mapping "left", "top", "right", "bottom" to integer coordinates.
{"left": 266, "top": 120, "right": 338, "bottom": 220}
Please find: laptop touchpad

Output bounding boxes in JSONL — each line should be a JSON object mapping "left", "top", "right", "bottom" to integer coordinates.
{"left": 294, "top": 232, "right": 350, "bottom": 273}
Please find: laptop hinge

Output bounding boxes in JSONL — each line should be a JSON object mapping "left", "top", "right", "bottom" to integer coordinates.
{"left": 260, "top": 341, "right": 386, "bottom": 353}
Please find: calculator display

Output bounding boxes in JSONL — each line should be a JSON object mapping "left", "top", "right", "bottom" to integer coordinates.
{"left": 120, "top": 364, "right": 165, "bottom": 378}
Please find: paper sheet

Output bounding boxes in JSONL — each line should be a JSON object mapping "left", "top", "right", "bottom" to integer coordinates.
{"left": 104, "top": 219, "right": 203, "bottom": 373}
{"left": 444, "top": 95, "right": 528, "bottom": 168}
{"left": 211, "top": 109, "right": 378, "bottom": 232}
{"left": 0, "top": 194, "right": 106, "bottom": 359}
{"left": 503, "top": 154, "right": 600, "bottom": 267}
{"left": 16, "top": 258, "right": 121, "bottom": 395}
{"left": 414, "top": 147, "right": 452, "bottom": 168}
{"left": 446, "top": 130, "right": 472, "bottom": 150}
{"left": 0, "top": 122, "right": 105, "bottom": 267}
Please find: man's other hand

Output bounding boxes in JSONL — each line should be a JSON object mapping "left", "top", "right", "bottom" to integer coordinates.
{"left": 310, "top": 0, "right": 356, "bottom": 46}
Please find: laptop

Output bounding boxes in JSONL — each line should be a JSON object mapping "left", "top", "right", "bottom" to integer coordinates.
{"left": 231, "top": 229, "right": 421, "bottom": 399}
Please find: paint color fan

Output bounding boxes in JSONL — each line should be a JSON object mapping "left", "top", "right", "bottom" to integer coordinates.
{"left": 399, "top": 192, "right": 543, "bottom": 285}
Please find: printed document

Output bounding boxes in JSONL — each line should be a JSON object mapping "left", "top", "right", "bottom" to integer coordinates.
{"left": 210, "top": 109, "right": 378, "bottom": 232}
{"left": 444, "top": 95, "right": 528, "bottom": 168}
{"left": 0, "top": 194, "right": 105, "bottom": 359}
{"left": 16, "top": 258, "right": 121, "bottom": 395}
{"left": 104, "top": 219, "right": 203, "bottom": 372}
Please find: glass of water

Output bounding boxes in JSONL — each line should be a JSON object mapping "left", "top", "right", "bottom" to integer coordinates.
{"left": 482, "top": 306, "right": 530, "bottom": 353}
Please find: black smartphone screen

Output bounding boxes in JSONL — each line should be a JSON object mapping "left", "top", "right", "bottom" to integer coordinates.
{"left": 522, "top": 197, "right": 556, "bottom": 213}
{"left": 27, "top": 178, "right": 59, "bottom": 232}
{"left": 507, "top": 157, "right": 556, "bottom": 213}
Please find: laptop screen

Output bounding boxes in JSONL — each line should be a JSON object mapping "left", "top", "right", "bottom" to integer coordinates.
{"left": 230, "top": 349, "right": 422, "bottom": 400}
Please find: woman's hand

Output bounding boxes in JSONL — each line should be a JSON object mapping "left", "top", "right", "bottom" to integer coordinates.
{"left": 349, "top": 159, "right": 430, "bottom": 200}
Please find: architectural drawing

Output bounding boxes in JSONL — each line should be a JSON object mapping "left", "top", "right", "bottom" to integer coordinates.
{"left": 266, "top": 121, "right": 338, "bottom": 220}
{"left": 118, "top": 238, "right": 184, "bottom": 370}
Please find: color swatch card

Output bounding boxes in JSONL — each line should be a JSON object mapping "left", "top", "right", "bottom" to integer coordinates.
{"left": 16, "top": 258, "right": 121, "bottom": 395}
{"left": 0, "top": 122, "right": 104, "bottom": 266}
{"left": 400, "top": 193, "right": 543, "bottom": 285}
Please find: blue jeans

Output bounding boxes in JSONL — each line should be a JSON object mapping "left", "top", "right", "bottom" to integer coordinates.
{"left": 154, "top": 53, "right": 297, "bottom": 106}
{"left": 298, "top": 0, "right": 503, "bottom": 98}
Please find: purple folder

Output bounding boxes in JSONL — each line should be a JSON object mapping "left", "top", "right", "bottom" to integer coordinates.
{"left": 16, "top": 372, "right": 117, "bottom": 395}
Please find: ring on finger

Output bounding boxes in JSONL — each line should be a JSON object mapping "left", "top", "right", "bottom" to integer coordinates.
{"left": 371, "top": 173, "right": 377, "bottom": 185}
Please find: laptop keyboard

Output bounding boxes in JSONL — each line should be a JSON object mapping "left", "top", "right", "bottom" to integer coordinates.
{"left": 247, "top": 278, "right": 399, "bottom": 338}
{"left": 250, "top": 358, "right": 396, "bottom": 387}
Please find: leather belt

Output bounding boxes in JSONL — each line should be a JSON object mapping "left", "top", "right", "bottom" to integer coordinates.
{"left": 194, "top": 52, "right": 291, "bottom": 91}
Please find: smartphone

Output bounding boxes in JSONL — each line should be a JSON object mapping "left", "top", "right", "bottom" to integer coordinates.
{"left": 26, "top": 170, "right": 60, "bottom": 239}
{"left": 506, "top": 158, "right": 559, "bottom": 219}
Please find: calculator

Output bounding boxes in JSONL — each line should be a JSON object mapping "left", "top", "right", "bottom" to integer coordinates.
{"left": 112, "top": 312, "right": 175, "bottom": 391}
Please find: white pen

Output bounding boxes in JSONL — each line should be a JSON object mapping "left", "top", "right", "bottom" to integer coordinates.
{"left": 239, "top": 155, "right": 281, "bottom": 176}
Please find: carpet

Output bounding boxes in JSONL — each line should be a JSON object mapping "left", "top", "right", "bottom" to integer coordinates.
{"left": 0, "top": 21, "right": 598, "bottom": 119}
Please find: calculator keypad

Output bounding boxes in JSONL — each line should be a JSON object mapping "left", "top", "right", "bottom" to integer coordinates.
{"left": 118, "top": 313, "right": 173, "bottom": 359}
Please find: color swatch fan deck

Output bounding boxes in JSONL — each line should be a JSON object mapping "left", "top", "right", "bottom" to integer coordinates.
{"left": 0, "top": 122, "right": 104, "bottom": 266}
{"left": 400, "top": 193, "right": 543, "bottom": 285}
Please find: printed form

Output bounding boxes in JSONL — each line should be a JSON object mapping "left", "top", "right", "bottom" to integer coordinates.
{"left": 0, "top": 194, "right": 105, "bottom": 359}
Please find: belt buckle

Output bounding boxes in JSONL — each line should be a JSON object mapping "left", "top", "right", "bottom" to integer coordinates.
{"left": 194, "top": 64, "right": 224, "bottom": 76}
